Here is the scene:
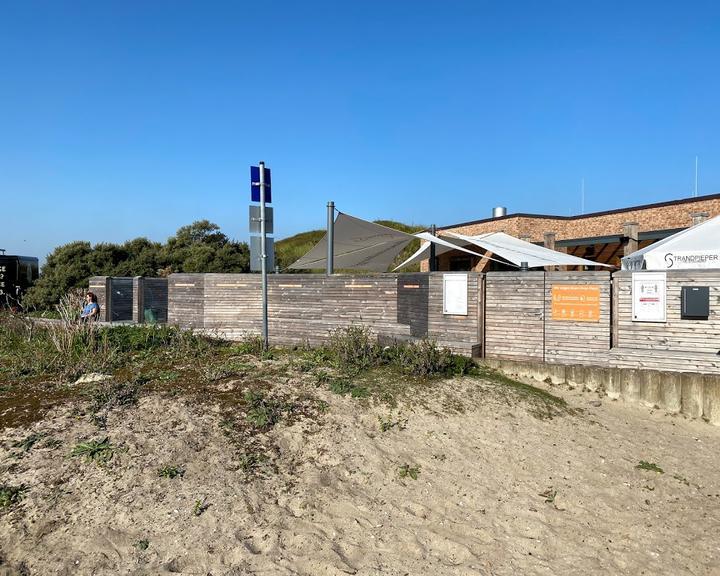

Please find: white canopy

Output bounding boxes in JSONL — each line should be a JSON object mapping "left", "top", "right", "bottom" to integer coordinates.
{"left": 622, "top": 215, "right": 720, "bottom": 271}
{"left": 288, "top": 212, "right": 483, "bottom": 272}
{"left": 395, "top": 230, "right": 611, "bottom": 270}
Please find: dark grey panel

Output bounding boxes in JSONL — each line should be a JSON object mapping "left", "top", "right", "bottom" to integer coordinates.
{"left": 397, "top": 274, "right": 429, "bottom": 337}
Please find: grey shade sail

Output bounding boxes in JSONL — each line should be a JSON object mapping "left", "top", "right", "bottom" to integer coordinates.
{"left": 288, "top": 213, "right": 415, "bottom": 272}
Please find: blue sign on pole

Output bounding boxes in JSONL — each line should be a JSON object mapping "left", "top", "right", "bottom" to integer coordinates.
{"left": 250, "top": 166, "right": 272, "bottom": 203}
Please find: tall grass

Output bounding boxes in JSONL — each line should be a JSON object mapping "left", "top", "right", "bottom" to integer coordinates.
{"left": 0, "top": 289, "right": 222, "bottom": 381}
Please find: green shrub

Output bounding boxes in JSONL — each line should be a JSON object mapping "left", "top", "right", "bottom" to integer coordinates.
{"left": 327, "top": 325, "right": 381, "bottom": 371}
{"left": 0, "top": 484, "right": 27, "bottom": 508}
{"left": 244, "top": 390, "right": 284, "bottom": 428}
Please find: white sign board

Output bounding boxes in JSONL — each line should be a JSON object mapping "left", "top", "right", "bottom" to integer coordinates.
{"left": 443, "top": 274, "right": 468, "bottom": 316}
{"left": 632, "top": 272, "right": 666, "bottom": 322}
{"left": 645, "top": 249, "right": 720, "bottom": 270}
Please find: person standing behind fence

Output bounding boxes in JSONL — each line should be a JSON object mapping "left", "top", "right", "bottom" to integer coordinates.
{"left": 80, "top": 292, "right": 100, "bottom": 322}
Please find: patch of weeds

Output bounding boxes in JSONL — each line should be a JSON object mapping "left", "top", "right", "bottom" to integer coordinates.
{"left": 673, "top": 474, "right": 690, "bottom": 486}
{"left": 314, "top": 370, "right": 332, "bottom": 385}
{"left": 0, "top": 484, "right": 27, "bottom": 508}
{"left": 158, "top": 465, "right": 185, "bottom": 479}
{"left": 378, "top": 415, "right": 407, "bottom": 432}
{"left": 70, "top": 437, "right": 117, "bottom": 465}
{"left": 398, "top": 464, "right": 421, "bottom": 480}
{"left": 42, "top": 437, "right": 63, "bottom": 450}
{"left": 12, "top": 432, "right": 47, "bottom": 456}
{"left": 328, "top": 378, "right": 369, "bottom": 398}
{"left": 238, "top": 451, "right": 269, "bottom": 475}
{"left": 244, "top": 390, "right": 285, "bottom": 429}
{"left": 234, "top": 336, "right": 275, "bottom": 360}
{"left": 327, "top": 325, "right": 381, "bottom": 372}
{"left": 315, "top": 399, "right": 330, "bottom": 413}
{"left": 636, "top": 461, "right": 664, "bottom": 474}
{"left": 86, "top": 377, "right": 147, "bottom": 413}
{"left": 133, "top": 539, "right": 150, "bottom": 551}
{"left": 539, "top": 488, "right": 557, "bottom": 504}
{"left": 193, "top": 497, "right": 209, "bottom": 516}
{"left": 154, "top": 370, "right": 180, "bottom": 382}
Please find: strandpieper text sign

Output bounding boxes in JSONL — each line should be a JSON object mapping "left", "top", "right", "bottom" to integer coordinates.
{"left": 632, "top": 272, "right": 666, "bottom": 322}
{"left": 551, "top": 284, "right": 601, "bottom": 322}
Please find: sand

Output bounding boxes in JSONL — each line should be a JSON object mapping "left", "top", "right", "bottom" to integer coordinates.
{"left": 1, "top": 371, "right": 720, "bottom": 576}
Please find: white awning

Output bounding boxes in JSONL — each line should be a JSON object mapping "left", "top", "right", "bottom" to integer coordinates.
{"left": 394, "top": 230, "right": 611, "bottom": 269}
{"left": 622, "top": 215, "right": 720, "bottom": 270}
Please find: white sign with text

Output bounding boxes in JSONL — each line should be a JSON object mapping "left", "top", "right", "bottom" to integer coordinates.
{"left": 632, "top": 272, "right": 666, "bottom": 322}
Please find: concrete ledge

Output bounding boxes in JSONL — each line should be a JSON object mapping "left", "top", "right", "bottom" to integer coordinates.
{"left": 479, "top": 358, "right": 720, "bottom": 426}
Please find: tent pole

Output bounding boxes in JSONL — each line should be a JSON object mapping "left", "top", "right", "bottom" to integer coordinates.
{"left": 327, "top": 201, "right": 335, "bottom": 275}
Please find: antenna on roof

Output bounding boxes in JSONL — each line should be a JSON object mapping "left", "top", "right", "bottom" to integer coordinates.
{"left": 581, "top": 178, "right": 585, "bottom": 215}
{"left": 694, "top": 156, "right": 699, "bottom": 197}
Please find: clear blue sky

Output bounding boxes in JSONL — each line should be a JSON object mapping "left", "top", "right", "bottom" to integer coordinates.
{"left": 2, "top": 0, "right": 719, "bottom": 261}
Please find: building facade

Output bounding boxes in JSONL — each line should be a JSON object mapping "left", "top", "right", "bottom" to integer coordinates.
{"left": 422, "top": 193, "right": 720, "bottom": 271}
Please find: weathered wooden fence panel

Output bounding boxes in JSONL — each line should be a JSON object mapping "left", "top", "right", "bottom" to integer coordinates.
{"left": 168, "top": 274, "right": 205, "bottom": 329}
{"left": 544, "top": 271, "right": 612, "bottom": 365}
{"left": 484, "top": 272, "right": 545, "bottom": 361}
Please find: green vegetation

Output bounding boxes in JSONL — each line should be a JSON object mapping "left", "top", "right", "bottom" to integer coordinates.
{"left": 158, "top": 465, "right": 185, "bottom": 479}
{"left": 193, "top": 498, "right": 209, "bottom": 516}
{"left": 24, "top": 218, "right": 426, "bottom": 311}
{"left": 133, "top": 539, "right": 150, "bottom": 551}
{"left": 70, "top": 437, "right": 118, "bottom": 465}
{"left": 243, "top": 390, "right": 286, "bottom": 429}
{"left": 398, "top": 464, "right": 421, "bottom": 480}
{"left": 12, "top": 433, "right": 47, "bottom": 455}
{"left": 636, "top": 461, "right": 664, "bottom": 474}
{"left": 378, "top": 415, "right": 407, "bottom": 432}
{"left": 24, "top": 220, "right": 250, "bottom": 311}
{"left": 0, "top": 484, "right": 27, "bottom": 508}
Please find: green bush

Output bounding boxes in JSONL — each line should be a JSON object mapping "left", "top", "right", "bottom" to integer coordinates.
{"left": 327, "top": 325, "right": 382, "bottom": 371}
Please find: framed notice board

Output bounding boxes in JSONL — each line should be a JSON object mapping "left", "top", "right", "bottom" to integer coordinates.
{"left": 443, "top": 274, "right": 468, "bottom": 315}
{"left": 551, "top": 284, "right": 601, "bottom": 322}
{"left": 632, "top": 272, "right": 666, "bottom": 322}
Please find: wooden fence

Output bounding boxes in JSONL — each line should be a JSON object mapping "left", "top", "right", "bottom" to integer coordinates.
{"left": 89, "top": 270, "right": 720, "bottom": 374}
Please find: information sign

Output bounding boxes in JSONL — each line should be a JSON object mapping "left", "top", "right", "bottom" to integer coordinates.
{"left": 551, "top": 285, "right": 601, "bottom": 322}
{"left": 632, "top": 272, "right": 666, "bottom": 322}
{"left": 250, "top": 165, "right": 272, "bottom": 203}
{"left": 443, "top": 274, "right": 468, "bottom": 315}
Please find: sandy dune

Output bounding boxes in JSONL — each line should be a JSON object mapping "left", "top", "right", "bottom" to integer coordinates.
{"left": 1, "top": 372, "right": 719, "bottom": 575}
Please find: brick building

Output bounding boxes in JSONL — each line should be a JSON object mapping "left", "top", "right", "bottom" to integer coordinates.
{"left": 423, "top": 193, "right": 720, "bottom": 271}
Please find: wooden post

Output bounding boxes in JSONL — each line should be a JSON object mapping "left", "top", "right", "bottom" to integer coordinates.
{"left": 691, "top": 211, "right": 709, "bottom": 226}
{"left": 132, "top": 276, "right": 144, "bottom": 324}
{"left": 622, "top": 222, "right": 639, "bottom": 256}
{"left": 543, "top": 232, "right": 556, "bottom": 271}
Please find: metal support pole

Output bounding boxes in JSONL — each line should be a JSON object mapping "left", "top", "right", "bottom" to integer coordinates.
{"left": 429, "top": 224, "right": 437, "bottom": 272}
{"left": 259, "top": 161, "right": 269, "bottom": 350}
{"left": 520, "top": 261, "right": 529, "bottom": 271}
{"left": 327, "top": 201, "right": 335, "bottom": 275}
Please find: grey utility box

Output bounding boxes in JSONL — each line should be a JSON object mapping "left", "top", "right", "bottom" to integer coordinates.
{"left": 681, "top": 286, "right": 710, "bottom": 319}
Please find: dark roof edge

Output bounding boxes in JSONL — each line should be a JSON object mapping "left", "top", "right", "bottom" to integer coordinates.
{"left": 438, "top": 192, "right": 720, "bottom": 231}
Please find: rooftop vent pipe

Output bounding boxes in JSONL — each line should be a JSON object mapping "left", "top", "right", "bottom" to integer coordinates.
{"left": 492, "top": 206, "right": 507, "bottom": 218}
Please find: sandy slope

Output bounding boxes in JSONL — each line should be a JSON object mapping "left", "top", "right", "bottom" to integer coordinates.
{"left": 1, "top": 373, "right": 719, "bottom": 576}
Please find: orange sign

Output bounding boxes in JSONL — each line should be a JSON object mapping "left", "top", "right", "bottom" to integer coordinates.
{"left": 551, "top": 285, "right": 601, "bottom": 322}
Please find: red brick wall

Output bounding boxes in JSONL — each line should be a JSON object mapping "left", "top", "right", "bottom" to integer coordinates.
{"left": 420, "top": 196, "right": 720, "bottom": 272}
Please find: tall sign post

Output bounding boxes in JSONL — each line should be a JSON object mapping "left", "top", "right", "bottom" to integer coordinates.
{"left": 250, "top": 162, "right": 274, "bottom": 350}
